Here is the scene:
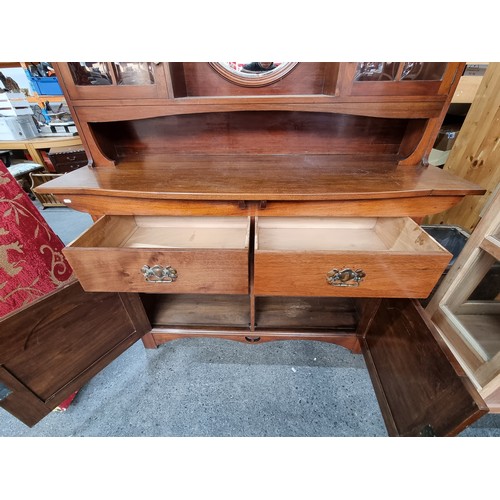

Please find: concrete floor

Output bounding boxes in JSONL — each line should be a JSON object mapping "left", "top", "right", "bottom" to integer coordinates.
{"left": 1, "top": 202, "right": 500, "bottom": 437}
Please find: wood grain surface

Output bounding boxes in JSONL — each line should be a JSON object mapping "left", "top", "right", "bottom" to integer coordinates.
{"left": 362, "top": 299, "right": 487, "bottom": 436}
{"left": 36, "top": 159, "right": 484, "bottom": 202}
{"left": 0, "top": 282, "right": 150, "bottom": 426}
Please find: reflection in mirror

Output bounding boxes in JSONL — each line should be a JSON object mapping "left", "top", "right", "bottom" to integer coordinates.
{"left": 242, "top": 62, "right": 277, "bottom": 73}
{"left": 227, "top": 62, "right": 281, "bottom": 73}
{"left": 209, "top": 62, "right": 298, "bottom": 87}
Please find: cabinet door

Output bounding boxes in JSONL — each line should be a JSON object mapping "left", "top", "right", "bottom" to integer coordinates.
{"left": 55, "top": 62, "right": 169, "bottom": 100}
{"left": 341, "top": 62, "right": 461, "bottom": 97}
{"left": 362, "top": 298, "right": 487, "bottom": 436}
{"left": 0, "top": 280, "right": 151, "bottom": 427}
{"left": 427, "top": 188, "right": 500, "bottom": 410}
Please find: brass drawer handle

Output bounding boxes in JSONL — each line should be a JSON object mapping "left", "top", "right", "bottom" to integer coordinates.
{"left": 326, "top": 268, "right": 366, "bottom": 287}
{"left": 141, "top": 265, "right": 178, "bottom": 283}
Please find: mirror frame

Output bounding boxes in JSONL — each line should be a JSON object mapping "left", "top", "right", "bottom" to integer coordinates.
{"left": 208, "top": 62, "right": 299, "bottom": 87}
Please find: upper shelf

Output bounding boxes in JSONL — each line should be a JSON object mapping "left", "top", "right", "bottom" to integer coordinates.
{"left": 34, "top": 62, "right": 482, "bottom": 219}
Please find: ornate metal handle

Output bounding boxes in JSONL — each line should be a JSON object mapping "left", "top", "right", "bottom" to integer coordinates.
{"left": 326, "top": 268, "right": 366, "bottom": 287}
{"left": 141, "top": 265, "right": 178, "bottom": 283}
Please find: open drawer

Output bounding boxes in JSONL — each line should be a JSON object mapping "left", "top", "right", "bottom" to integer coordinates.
{"left": 63, "top": 216, "right": 250, "bottom": 294}
{"left": 254, "top": 217, "right": 452, "bottom": 298}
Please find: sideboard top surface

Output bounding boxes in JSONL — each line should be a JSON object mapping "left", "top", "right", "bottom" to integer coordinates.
{"left": 36, "top": 155, "right": 484, "bottom": 201}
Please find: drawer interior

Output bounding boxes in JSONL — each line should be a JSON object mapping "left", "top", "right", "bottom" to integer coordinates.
{"left": 255, "top": 217, "right": 446, "bottom": 253}
{"left": 70, "top": 216, "right": 250, "bottom": 249}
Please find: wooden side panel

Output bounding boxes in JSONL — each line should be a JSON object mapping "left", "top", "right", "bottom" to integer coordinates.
{"left": 363, "top": 299, "right": 487, "bottom": 436}
{"left": 0, "top": 281, "right": 150, "bottom": 427}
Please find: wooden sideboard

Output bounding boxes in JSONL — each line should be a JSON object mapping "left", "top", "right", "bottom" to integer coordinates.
{"left": 1, "top": 62, "right": 490, "bottom": 435}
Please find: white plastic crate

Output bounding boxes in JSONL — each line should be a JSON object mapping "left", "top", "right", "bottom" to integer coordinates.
{"left": 0, "top": 116, "right": 39, "bottom": 140}
{"left": 0, "top": 92, "right": 33, "bottom": 117}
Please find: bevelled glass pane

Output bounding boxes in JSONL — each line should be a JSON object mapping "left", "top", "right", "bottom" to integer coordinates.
{"left": 113, "top": 62, "right": 155, "bottom": 85}
{"left": 451, "top": 251, "right": 500, "bottom": 361}
{"left": 401, "top": 62, "right": 447, "bottom": 81}
{"left": 68, "top": 62, "right": 112, "bottom": 85}
{"left": 354, "top": 62, "right": 399, "bottom": 81}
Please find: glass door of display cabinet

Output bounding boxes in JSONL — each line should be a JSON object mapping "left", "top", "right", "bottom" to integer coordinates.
{"left": 428, "top": 191, "right": 500, "bottom": 411}
{"left": 55, "top": 62, "right": 169, "bottom": 100}
{"left": 340, "top": 62, "right": 461, "bottom": 97}
{"left": 438, "top": 246, "right": 500, "bottom": 403}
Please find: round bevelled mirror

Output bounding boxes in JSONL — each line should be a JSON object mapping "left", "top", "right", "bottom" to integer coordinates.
{"left": 209, "top": 62, "right": 298, "bottom": 87}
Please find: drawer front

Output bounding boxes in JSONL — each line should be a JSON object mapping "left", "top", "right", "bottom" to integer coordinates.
{"left": 63, "top": 248, "right": 249, "bottom": 294}
{"left": 53, "top": 160, "right": 88, "bottom": 174}
{"left": 254, "top": 251, "right": 450, "bottom": 298}
{"left": 49, "top": 151, "right": 88, "bottom": 173}
{"left": 49, "top": 151, "right": 87, "bottom": 164}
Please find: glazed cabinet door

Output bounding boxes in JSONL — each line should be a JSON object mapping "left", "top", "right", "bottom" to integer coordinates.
{"left": 0, "top": 280, "right": 150, "bottom": 427}
{"left": 340, "top": 62, "right": 463, "bottom": 97}
{"left": 54, "top": 62, "right": 170, "bottom": 100}
{"left": 362, "top": 298, "right": 487, "bottom": 436}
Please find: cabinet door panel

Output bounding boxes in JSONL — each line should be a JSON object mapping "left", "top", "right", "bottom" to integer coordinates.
{"left": 55, "top": 62, "right": 169, "bottom": 100}
{"left": 0, "top": 281, "right": 150, "bottom": 427}
{"left": 363, "top": 298, "right": 487, "bottom": 436}
{"left": 342, "top": 62, "right": 460, "bottom": 97}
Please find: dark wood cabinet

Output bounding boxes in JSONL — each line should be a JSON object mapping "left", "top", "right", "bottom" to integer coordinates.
{"left": 11, "top": 61, "right": 489, "bottom": 435}
{"left": 0, "top": 281, "right": 150, "bottom": 427}
{"left": 48, "top": 145, "right": 88, "bottom": 173}
{"left": 363, "top": 298, "right": 487, "bottom": 436}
